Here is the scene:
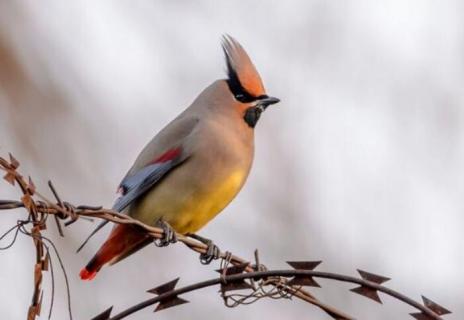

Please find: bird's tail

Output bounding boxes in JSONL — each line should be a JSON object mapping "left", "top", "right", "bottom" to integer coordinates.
{"left": 79, "top": 224, "right": 150, "bottom": 280}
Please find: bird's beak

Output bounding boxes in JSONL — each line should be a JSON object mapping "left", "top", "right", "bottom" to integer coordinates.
{"left": 258, "top": 96, "right": 280, "bottom": 110}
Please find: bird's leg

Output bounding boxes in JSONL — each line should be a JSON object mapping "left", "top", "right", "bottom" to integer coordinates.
{"left": 154, "top": 218, "right": 177, "bottom": 247}
{"left": 187, "top": 233, "right": 220, "bottom": 264}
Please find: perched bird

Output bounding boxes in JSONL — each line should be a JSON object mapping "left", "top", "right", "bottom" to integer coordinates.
{"left": 79, "top": 35, "right": 279, "bottom": 280}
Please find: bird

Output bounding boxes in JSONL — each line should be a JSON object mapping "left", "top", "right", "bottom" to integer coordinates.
{"left": 79, "top": 35, "right": 280, "bottom": 280}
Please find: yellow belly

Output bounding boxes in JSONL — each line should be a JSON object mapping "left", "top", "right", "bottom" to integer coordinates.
{"left": 131, "top": 169, "right": 246, "bottom": 234}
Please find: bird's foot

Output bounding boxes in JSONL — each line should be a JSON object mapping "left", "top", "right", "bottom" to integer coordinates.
{"left": 154, "top": 218, "right": 177, "bottom": 247}
{"left": 187, "top": 233, "right": 221, "bottom": 264}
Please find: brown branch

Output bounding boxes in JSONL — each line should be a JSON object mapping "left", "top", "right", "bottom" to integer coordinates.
{"left": 100, "top": 269, "right": 450, "bottom": 320}
{"left": 32, "top": 194, "right": 350, "bottom": 319}
{"left": 0, "top": 154, "right": 350, "bottom": 319}
{"left": 0, "top": 154, "right": 451, "bottom": 320}
{"left": 0, "top": 154, "right": 50, "bottom": 320}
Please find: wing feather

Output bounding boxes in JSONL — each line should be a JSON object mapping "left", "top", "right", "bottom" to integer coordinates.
{"left": 77, "top": 149, "right": 187, "bottom": 252}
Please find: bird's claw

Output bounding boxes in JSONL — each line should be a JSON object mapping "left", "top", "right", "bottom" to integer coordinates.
{"left": 187, "top": 233, "right": 220, "bottom": 264}
{"left": 154, "top": 219, "right": 177, "bottom": 247}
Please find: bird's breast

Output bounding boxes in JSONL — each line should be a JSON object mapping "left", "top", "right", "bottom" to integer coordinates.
{"left": 131, "top": 116, "right": 254, "bottom": 234}
{"left": 132, "top": 166, "right": 249, "bottom": 234}
{"left": 170, "top": 169, "right": 247, "bottom": 233}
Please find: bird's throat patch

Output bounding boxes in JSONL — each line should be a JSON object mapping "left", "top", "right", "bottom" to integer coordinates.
{"left": 244, "top": 107, "right": 262, "bottom": 128}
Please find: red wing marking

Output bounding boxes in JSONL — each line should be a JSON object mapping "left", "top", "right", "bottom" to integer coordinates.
{"left": 151, "top": 148, "right": 181, "bottom": 164}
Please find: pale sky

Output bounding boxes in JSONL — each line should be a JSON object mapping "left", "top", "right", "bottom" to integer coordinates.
{"left": 0, "top": 1, "right": 463, "bottom": 319}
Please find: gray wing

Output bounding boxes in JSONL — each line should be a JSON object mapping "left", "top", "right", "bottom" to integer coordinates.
{"left": 112, "top": 160, "right": 180, "bottom": 212}
{"left": 76, "top": 153, "right": 187, "bottom": 252}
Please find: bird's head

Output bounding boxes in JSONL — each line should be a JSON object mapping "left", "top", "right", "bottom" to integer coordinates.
{"left": 222, "top": 35, "right": 280, "bottom": 128}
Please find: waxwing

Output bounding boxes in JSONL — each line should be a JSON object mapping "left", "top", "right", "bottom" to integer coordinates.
{"left": 79, "top": 35, "right": 279, "bottom": 280}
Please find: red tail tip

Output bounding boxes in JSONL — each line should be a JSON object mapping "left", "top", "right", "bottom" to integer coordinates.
{"left": 80, "top": 267, "right": 97, "bottom": 281}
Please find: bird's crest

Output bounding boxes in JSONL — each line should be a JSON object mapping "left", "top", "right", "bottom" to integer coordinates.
{"left": 222, "top": 35, "right": 265, "bottom": 101}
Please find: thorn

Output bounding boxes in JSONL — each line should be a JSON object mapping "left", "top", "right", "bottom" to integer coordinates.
{"left": 147, "top": 278, "right": 180, "bottom": 295}
{"left": 3, "top": 172, "right": 15, "bottom": 185}
{"left": 28, "top": 176, "right": 36, "bottom": 195}
{"left": 216, "top": 262, "right": 253, "bottom": 292}
{"left": 21, "top": 194, "right": 33, "bottom": 211}
{"left": 9, "top": 153, "right": 19, "bottom": 169}
{"left": 350, "top": 286, "right": 382, "bottom": 304}
{"left": 357, "top": 269, "right": 390, "bottom": 284}
{"left": 91, "top": 306, "right": 113, "bottom": 320}
{"left": 254, "top": 249, "right": 260, "bottom": 267}
{"left": 285, "top": 261, "right": 322, "bottom": 287}
{"left": 324, "top": 308, "right": 354, "bottom": 320}
{"left": 422, "top": 296, "right": 451, "bottom": 315}
{"left": 287, "top": 261, "right": 322, "bottom": 270}
{"left": 53, "top": 215, "right": 65, "bottom": 237}
{"left": 221, "top": 280, "right": 254, "bottom": 292}
{"left": 409, "top": 312, "right": 433, "bottom": 320}
{"left": 154, "top": 296, "right": 189, "bottom": 312}
{"left": 288, "top": 275, "right": 321, "bottom": 287}
{"left": 215, "top": 262, "right": 249, "bottom": 275}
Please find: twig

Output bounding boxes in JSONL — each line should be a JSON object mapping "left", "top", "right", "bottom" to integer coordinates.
{"left": 102, "top": 269, "right": 450, "bottom": 320}
{"left": 0, "top": 154, "right": 451, "bottom": 320}
{"left": 47, "top": 181, "right": 64, "bottom": 237}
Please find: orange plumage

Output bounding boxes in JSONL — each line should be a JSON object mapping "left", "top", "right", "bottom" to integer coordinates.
{"left": 222, "top": 35, "right": 266, "bottom": 97}
{"left": 79, "top": 224, "right": 149, "bottom": 280}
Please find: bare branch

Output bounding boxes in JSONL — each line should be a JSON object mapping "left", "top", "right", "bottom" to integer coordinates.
{"left": 0, "top": 154, "right": 451, "bottom": 320}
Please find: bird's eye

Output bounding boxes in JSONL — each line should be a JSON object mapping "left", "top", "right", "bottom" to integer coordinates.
{"left": 235, "top": 93, "right": 244, "bottom": 100}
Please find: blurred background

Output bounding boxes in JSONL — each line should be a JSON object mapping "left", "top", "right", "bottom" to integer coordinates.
{"left": 0, "top": 1, "right": 463, "bottom": 319}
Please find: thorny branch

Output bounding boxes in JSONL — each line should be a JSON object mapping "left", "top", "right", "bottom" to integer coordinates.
{"left": 0, "top": 154, "right": 52, "bottom": 320}
{"left": 0, "top": 154, "right": 452, "bottom": 320}
{"left": 95, "top": 268, "right": 451, "bottom": 320}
